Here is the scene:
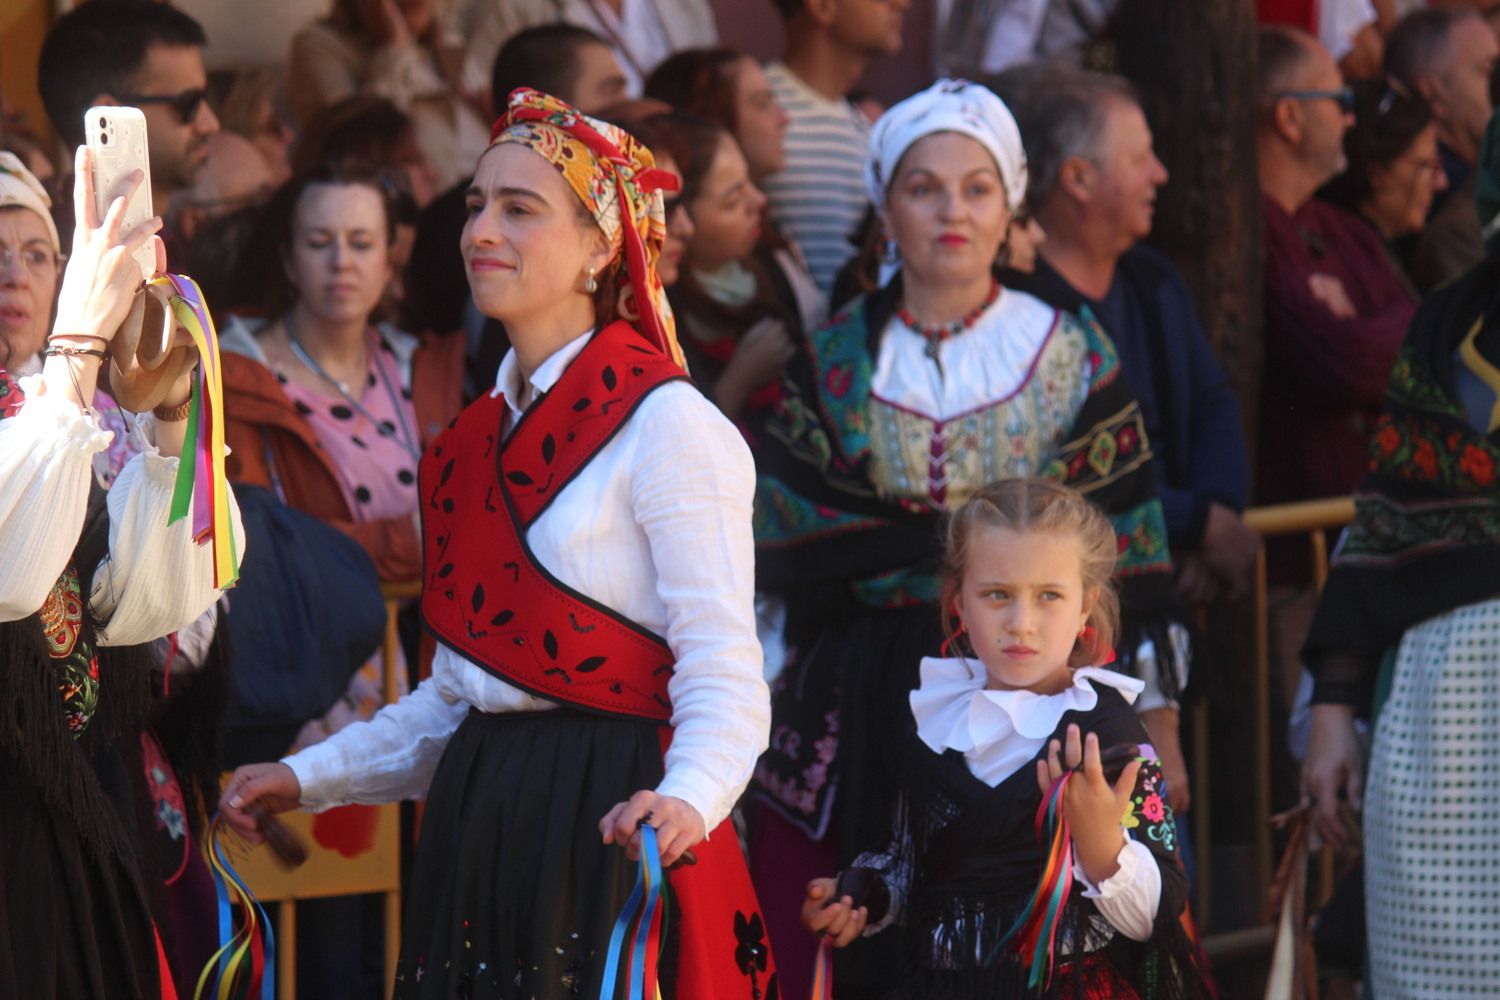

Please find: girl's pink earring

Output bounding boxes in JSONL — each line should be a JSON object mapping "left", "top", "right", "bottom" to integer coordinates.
{"left": 940, "top": 622, "right": 968, "bottom": 657}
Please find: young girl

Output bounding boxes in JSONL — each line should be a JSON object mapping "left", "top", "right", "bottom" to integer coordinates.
{"left": 801, "top": 477, "right": 1205, "bottom": 998}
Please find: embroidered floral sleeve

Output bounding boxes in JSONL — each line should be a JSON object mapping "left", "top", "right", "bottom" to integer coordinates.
{"left": 1122, "top": 758, "right": 1180, "bottom": 857}
{"left": 1067, "top": 756, "right": 1181, "bottom": 943}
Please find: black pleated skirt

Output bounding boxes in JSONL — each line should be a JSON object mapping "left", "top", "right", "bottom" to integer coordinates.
{"left": 0, "top": 750, "right": 159, "bottom": 1000}
{"left": 394, "top": 708, "right": 677, "bottom": 1000}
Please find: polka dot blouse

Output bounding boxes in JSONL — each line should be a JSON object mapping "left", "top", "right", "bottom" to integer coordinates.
{"left": 279, "top": 330, "right": 421, "bottom": 522}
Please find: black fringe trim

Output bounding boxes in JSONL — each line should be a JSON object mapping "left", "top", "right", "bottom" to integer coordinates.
{"left": 898, "top": 889, "right": 1209, "bottom": 1000}
{"left": 0, "top": 490, "right": 159, "bottom": 862}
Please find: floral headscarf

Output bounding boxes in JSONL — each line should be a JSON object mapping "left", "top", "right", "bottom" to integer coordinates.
{"left": 489, "top": 88, "right": 685, "bottom": 367}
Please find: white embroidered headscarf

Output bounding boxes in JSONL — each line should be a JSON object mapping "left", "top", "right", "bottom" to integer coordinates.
{"left": 0, "top": 152, "right": 61, "bottom": 252}
{"left": 865, "top": 78, "right": 1028, "bottom": 213}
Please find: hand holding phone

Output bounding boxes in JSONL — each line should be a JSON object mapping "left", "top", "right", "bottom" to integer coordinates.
{"left": 50, "top": 146, "right": 162, "bottom": 348}
{"left": 84, "top": 106, "right": 157, "bottom": 282}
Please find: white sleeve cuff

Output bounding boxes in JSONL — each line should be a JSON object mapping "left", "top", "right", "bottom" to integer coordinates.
{"left": 284, "top": 740, "right": 347, "bottom": 813}
{"left": 281, "top": 681, "right": 469, "bottom": 811}
{"left": 1071, "top": 839, "right": 1161, "bottom": 942}
{"left": 13, "top": 374, "right": 112, "bottom": 454}
{"left": 1074, "top": 837, "right": 1142, "bottom": 897}
{"left": 653, "top": 769, "right": 717, "bottom": 839}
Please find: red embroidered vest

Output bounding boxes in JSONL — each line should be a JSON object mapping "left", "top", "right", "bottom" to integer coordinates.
{"left": 419, "top": 323, "right": 689, "bottom": 721}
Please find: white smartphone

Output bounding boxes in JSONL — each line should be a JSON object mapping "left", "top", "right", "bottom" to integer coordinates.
{"left": 84, "top": 106, "right": 156, "bottom": 282}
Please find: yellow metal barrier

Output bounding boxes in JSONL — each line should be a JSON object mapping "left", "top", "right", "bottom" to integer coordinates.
{"left": 1194, "top": 497, "right": 1355, "bottom": 956}
{"left": 231, "top": 582, "right": 420, "bottom": 1000}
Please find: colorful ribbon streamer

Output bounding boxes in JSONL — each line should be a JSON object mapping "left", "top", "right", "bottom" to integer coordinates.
{"left": 985, "top": 771, "right": 1076, "bottom": 992}
{"left": 808, "top": 936, "right": 834, "bottom": 1000}
{"left": 598, "top": 824, "right": 670, "bottom": 1000}
{"left": 195, "top": 814, "right": 274, "bottom": 1000}
{"left": 151, "top": 273, "right": 238, "bottom": 589}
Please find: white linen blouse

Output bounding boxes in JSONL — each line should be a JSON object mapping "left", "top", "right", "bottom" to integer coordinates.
{"left": 907, "top": 656, "right": 1163, "bottom": 942}
{"left": 284, "top": 331, "right": 771, "bottom": 832}
{"left": 0, "top": 372, "right": 243, "bottom": 642}
{"left": 870, "top": 286, "right": 1071, "bottom": 422}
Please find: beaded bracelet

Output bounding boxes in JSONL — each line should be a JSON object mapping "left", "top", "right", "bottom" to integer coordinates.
{"left": 42, "top": 345, "right": 109, "bottom": 362}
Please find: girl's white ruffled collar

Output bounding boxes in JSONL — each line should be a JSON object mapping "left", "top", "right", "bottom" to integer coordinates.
{"left": 910, "top": 656, "right": 1144, "bottom": 757}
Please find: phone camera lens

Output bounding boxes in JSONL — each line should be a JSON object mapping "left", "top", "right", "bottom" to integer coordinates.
{"left": 100, "top": 133, "right": 109, "bottom": 145}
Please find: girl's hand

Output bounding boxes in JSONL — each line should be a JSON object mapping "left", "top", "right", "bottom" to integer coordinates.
{"left": 598, "top": 790, "right": 705, "bottom": 870}
{"left": 1036, "top": 724, "right": 1142, "bottom": 884}
{"left": 220, "top": 762, "right": 303, "bottom": 844}
{"left": 53, "top": 147, "right": 163, "bottom": 345}
{"left": 800, "top": 877, "right": 868, "bottom": 946}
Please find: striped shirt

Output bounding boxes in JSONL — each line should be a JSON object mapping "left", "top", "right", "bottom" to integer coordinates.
{"left": 761, "top": 62, "right": 872, "bottom": 294}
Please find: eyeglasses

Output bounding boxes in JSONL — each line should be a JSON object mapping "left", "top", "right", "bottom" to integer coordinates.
{"left": 1402, "top": 156, "right": 1446, "bottom": 181}
{"left": 1276, "top": 87, "right": 1355, "bottom": 114}
{"left": 1376, "top": 75, "right": 1416, "bottom": 117}
{"left": 0, "top": 245, "right": 65, "bottom": 275}
{"left": 120, "top": 87, "right": 209, "bottom": 125}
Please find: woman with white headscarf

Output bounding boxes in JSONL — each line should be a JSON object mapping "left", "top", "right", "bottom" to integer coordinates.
{"left": 0, "top": 152, "right": 150, "bottom": 485}
{"left": 0, "top": 149, "right": 243, "bottom": 998}
{"left": 748, "top": 79, "right": 1188, "bottom": 995}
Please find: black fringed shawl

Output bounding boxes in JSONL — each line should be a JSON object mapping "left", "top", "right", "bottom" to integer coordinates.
{"left": 1304, "top": 254, "right": 1500, "bottom": 708}
{"left": 0, "top": 371, "right": 157, "bottom": 860}
{"left": 752, "top": 279, "right": 1187, "bottom": 677}
{"left": 0, "top": 507, "right": 157, "bottom": 863}
{"left": 858, "top": 687, "right": 1209, "bottom": 999}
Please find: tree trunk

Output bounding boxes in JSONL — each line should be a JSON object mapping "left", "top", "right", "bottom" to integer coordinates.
{"left": 1114, "top": 0, "right": 1264, "bottom": 461}
{"left": 1113, "top": 1, "right": 1280, "bottom": 939}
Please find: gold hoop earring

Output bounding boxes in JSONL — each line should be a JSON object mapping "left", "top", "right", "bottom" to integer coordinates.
{"left": 583, "top": 266, "right": 598, "bottom": 294}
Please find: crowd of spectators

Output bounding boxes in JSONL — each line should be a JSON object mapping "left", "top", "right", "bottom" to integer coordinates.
{"left": 5, "top": 0, "right": 1500, "bottom": 997}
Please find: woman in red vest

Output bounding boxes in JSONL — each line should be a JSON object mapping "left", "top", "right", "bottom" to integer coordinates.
{"left": 221, "top": 89, "right": 777, "bottom": 999}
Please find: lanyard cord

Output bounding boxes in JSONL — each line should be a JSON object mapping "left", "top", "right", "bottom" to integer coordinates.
{"left": 284, "top": 313, "right": 421, "bottom": 462}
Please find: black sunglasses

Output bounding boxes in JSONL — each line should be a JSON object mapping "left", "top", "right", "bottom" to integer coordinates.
{"left": 121, "top": 87, "right": 209, "bottom": 125}
{"left": 1275, "top": 86, "right": 1355, "bottom": 114}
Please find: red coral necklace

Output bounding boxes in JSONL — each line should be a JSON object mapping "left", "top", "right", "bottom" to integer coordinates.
{"left": 897, "top": 279, "right": 1002, "bottom": 361}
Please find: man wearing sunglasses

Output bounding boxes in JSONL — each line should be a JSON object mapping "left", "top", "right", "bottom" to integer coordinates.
{"left": 1257, "top": 23, "right": 1415, "bottom": 498}
{"left": 38, "top": 2, "right": 221, "bottom": 227}
{"left": 1255, "top": 25, "right": 1418, "bottom": 698}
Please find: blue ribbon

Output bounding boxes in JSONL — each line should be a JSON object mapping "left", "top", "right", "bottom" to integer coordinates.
{"left": 598, "top": 824, "right": 665, "bottom": 1000}
{"left": 202, "top": 817, "right": 276, "bottom": 1000}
